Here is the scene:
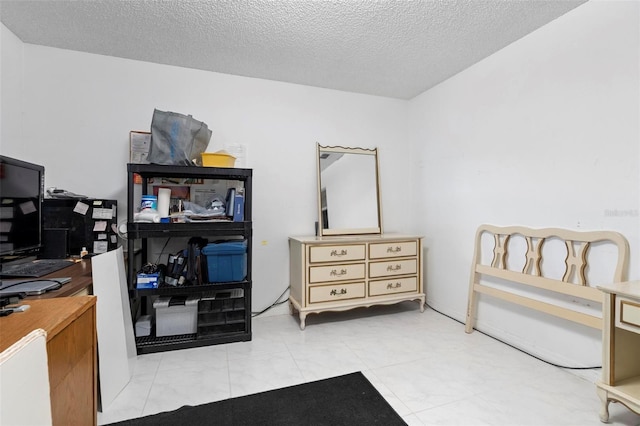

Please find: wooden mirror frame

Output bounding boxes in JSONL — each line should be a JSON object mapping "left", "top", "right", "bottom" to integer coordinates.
{"left": 316, "top": 143, "right": 383, "bottom": 236}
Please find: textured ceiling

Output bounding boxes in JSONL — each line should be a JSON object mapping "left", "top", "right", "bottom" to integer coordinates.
{"left": 0, "top": 0, "right": 587, "bottom": 99}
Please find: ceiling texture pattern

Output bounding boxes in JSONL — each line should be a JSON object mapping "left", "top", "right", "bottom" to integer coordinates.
{"left": 0, "top": 0, "right": 587, "bottom": 99}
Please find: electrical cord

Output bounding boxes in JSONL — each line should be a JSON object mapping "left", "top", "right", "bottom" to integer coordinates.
{"left": 245, "top": 288, "right": 600, "bottom": 369}
{"left": 426, "top": 302, "right": 602, "bottom": 370}
{"left": 139, "top": 263, "right": 159, "bottom": 274}
{"left": 252, "top": 286, "right": 290, "bottom": 317}
{"left": 154, "top": 238, "right": 172, "bottom": 266}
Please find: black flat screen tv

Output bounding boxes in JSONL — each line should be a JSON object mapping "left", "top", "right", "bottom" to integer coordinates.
{"left": 0, "top": 155, "right": 44, "bottom": 263}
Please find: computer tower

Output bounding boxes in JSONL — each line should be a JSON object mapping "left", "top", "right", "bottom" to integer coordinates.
{"left": 42, "top": 198, "right": 119, "bottom": 256}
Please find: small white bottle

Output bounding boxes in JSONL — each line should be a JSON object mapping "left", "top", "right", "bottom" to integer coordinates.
{"left": 80, "top": 247, "right": 89, "bottom": 259}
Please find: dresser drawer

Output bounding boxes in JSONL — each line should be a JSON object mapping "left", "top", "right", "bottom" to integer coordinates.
{"left": 369, "top": 259, "right": 417, "bottom": 278}
{"left": 309, "top": 244, "right": 366, "bottom": 263}
{"left": 309, "top": 263, "right": 366, "bottom": 283}
{"left": 369, "top": 276, "right": 417, "bottom": 296}
{"left": 309, "top": 282, "right": 366, "bottom": 304}
{"left": 369, "top": 240, "right": 417, "bottom": 259}
{"left": 616, "top": 296, "right": 640, "bottom": 335}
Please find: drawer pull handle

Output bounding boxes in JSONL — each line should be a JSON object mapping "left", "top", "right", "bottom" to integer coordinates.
{"left": 330, "top": 288, "right": 347, "bottom": 296}
{"left": 330, "top": 268, "right": 347, "bottom": 277}
{"left": 387, "top": 264, "right": 402, "bottom": 272}
{"left": 387, "top": 282, "right": 402, "bottom": 289}
{"left": 387, "top": 246, "right": 402, "bottom": 253}
{"left": 330, "top": 249, "right": 348, "bottom": 257}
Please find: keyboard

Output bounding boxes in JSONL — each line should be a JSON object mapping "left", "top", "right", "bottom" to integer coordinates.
{"left": 0, "top": 259, "right": 76, "bottom": 278}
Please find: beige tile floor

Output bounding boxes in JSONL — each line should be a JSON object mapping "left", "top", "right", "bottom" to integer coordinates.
{"left": 98, "top": 303, "right": 640, "bottom": 425}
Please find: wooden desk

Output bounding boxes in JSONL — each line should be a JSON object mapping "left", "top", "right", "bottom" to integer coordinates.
{"left": 27, "top": 259, "right": 93, "bottom": 299}
{"left": 0, "top": 297, "right": 97, "bottom": 426}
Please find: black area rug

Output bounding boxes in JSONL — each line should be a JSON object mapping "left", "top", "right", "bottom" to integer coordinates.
{"left": 107, "top": 371, "right": 406, "bottom": 426}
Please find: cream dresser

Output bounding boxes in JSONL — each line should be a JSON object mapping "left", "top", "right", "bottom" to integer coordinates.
{"left": 596, "top": 281, "right": 640, "bottom": 422}
{"left": 289, "top": 234, "right": 425, "bottom": 329}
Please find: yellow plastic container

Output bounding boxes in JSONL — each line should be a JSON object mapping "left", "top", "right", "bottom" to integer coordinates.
{"left": 201, "top": 152, "right": 236, "bottom": 167}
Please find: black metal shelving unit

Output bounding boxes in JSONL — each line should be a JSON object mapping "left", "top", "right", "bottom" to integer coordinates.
{"left": 126, "top": 163, "right": 252, "bottom": 354}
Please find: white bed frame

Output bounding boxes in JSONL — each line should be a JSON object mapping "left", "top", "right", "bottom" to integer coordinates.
{"left": 465, "top": 224, "right": 629, "bottom": 333}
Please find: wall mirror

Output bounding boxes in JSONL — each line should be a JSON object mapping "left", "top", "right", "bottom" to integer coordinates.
{"left": 316, "top": 144, "right": 382, "bottom": 236}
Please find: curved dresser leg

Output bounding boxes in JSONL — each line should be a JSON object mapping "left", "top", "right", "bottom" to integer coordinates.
{"left": 596, "top": 387, "right": 610, "bottom": 423}
{"left": 288, "top": 300, "right": 295, "bottom": 315}
{"left": 299, "top": 312, "right": 307, "bottom": 330}
{"left": 420, "top": 297, "right": 426, "bottom": 313}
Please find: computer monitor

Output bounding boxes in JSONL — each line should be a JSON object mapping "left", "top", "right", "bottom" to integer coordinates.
{"left": 0, "top": 156, "right": 45, "bottom": 263}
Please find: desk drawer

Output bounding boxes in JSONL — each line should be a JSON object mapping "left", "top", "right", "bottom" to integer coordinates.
{"left": 309, "top": 282, "right": 365, "bottom": 304}
{"left": 309, "top": 263, "right": 366, "bottom": 283}
{"left": 309, "top": 244, "right": 366, "bottom": 263}
{"left": 369, "top": 276, "right": 417, "bottom": 297}
{"left": 616, "top": 296, "right": 640, "bottom": 335}
{"left": 369, "top": 240, "right": 417, "bottom": 259}
{"left": 369, "top": 259, "right": 417, "bottom": 278}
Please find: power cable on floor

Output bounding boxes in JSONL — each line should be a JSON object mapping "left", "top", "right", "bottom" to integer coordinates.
{"left": 252, "top": 286, "right": 290, "bottom": 317}
{"left": 426, "top": 302, "right": 601, "bottom": 370}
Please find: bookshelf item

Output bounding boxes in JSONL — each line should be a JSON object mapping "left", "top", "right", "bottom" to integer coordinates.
{"left": 126, "top": 163, "right": 252, "bottom": 354}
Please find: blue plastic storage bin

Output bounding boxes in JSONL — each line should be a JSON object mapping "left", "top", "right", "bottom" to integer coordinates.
{"left": 202, "top": 241, "right": 247, "bottom": 282}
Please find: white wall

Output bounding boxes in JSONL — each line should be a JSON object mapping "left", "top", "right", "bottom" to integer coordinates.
{"left": 409, "top": 0, "right": 639, "bottom": 366}
{"left": 0, "top": 25, "right": 409, "bottom": 312}
{"left": 1, "top": 23, "right": 24, "bottom": 147}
